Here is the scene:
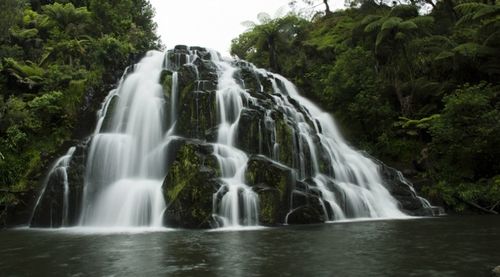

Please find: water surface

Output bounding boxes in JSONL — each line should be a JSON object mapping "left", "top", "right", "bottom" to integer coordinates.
{"left": 1, "top": 216, "right": 498, "bottom": 276}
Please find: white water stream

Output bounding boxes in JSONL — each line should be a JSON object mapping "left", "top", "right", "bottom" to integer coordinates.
{"left": 79, "top": 51, "right": 167, "bottom": 227}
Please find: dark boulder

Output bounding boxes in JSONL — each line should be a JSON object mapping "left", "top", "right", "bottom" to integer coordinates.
{"left": 30, "top": 142, "right": 87, "bottom": 227}
{"left": 245, "top": 155, "right": 294, "bottom": 225}
{"left": 286, "top": 205, "right": 325, "bottom": 225}
{"left": 245, "top": 155, "right": 326, "bottom": 225}
{"left": 162, "top": 140, "right": 221, "bottom": 228}
{"left": 376, "top": 160, "right": 437, "bottom": 216}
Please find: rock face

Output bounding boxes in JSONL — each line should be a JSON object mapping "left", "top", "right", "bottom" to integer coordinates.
{"left": 162, "top": 139, "right": 221, "bottom": 229}
{"left": 376, "top": 160, "right": 436, "bottom": 216}
{"left": 30, "top": 142, "right": 87, "bottom": 227}
{"left": 28, "top": 45, "right": 438, "bottom": 229}
{"left": 244, "top": 155, "right": 328, "bottom": 225}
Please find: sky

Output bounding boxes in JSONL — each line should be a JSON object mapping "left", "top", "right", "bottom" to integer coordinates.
{"left": 149, "top": 0, "right": 343, "bottom": 56}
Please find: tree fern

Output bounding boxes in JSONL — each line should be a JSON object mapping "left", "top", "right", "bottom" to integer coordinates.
{"left": 364, "top": 18, "right": 383, "bottom": 33}
{"left": 381, "top": 17, "right": 403, "bottom": 31}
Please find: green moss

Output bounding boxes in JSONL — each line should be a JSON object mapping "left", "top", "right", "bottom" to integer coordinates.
{"left": 160, "top": 70, "right": 173, "bottom": 97}
{"left": 175, "top": 81, "right": 219, "bottom": 140}
{"left": 163, "top": 141, "right": 221, "bottom": 228}
{"left": 275, "top": 116, "right": 294, "bottom": 168}
{"left": 257, "top": 189, "right": 280, "bottom": 224}
{"left": 166, "top": 144, "right": 198, "bottom": 202}
{"left": 245, "top": 155, "right": 294, "bottom": 224}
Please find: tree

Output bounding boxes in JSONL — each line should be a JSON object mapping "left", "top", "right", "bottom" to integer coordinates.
{"left": 0, "top": 0, "right": 26, "bottom": 43}
{"left": 359, "top": 5, "right": 435, "bottom": 115}
{"left": 233, "top": 14, "right": 306, "bottom": 73}
{"left": 0, "top": 0, "right": 161, "bottom": 225}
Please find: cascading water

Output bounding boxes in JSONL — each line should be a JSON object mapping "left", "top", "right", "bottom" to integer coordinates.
{"left": 30, "top": 147, "right": 76, "bottom": 227}
{"left": 211, "top": 55, "right": 259, "bottom": 227}
{"left": 269, "top": 75, "right": 406, "bottom": 220}
{"left": 30, "top": 46, "right": 434, "bottom": 230}
{"left": 79, "top": 51, "right": 168, "bottom": 227}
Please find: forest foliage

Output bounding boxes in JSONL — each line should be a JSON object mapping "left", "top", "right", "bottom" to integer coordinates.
{"left": 231, "top": 0, "right": 500, "bottom": 213}
{"left": 0, "top": 0, "right": 160, "bottom": 222}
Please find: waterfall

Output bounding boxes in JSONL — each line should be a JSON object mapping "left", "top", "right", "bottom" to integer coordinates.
{"left": 79, "top": 51, "right": 167, "bottom": 227}
{"left": 29, "top": 146, "right": 76, "bottom": 227}
{"left": 29, "top": 46, "right": 433, "bottom": 229}
{"left": 265, "top": 75, "right": 406, "bottom": 220}
{"left": 170, "top": 72, "right": 179, "bottom": 127}
{"left": 211, "top": 55, "right": 259, "bottom": 227}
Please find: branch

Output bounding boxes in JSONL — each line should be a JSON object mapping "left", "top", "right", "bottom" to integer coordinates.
{"left": 489, "top": 200, "right": 500, "bottom": 211}
{"left": 425, "top": 0, "right": 436, "bottom": 8}
{"left": 464, "top": 200, "right": 499, "bottom": 214}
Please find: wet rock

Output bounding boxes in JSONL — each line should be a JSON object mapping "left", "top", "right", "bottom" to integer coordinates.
{"left": 245, "top": 155, "right": 294, "bottom": 225}
{"left": 234, "top": 108, "right": 264, "bottom": 155}
{"left": 30, "top": 142, "right": 87, "bottom": 227}
{"left": 162, "top": 140, "right": 221, "bottom": 229}
{"left": 376, "top": 159, "right": 440, "bottom": 216}
{"left": 65, "top": 142, "right": 88, "bottom": 226}
{"left": 170, "top": 64, "right": 217, "bottom": 139}
{"left": 274, "top": 115, "right": 296, "bottom": 168}
{"left": 244, "top": 155, "right": 325, "bottom": 225}
{"left": 286, "top": 205, "right": 325, "bottom": 225}
{"left": 174, "top": 45, "right": 188, "bottom": 51}
{"left": 99, "top": 94, "right": 119, "bottom": 132}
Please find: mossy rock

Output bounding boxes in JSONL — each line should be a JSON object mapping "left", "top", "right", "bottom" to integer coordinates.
{"left": 275, "top": 115, "right": 296, "bottom": 168}
{"left": 160, "top": 70, "right": 173, "bottom": 95}
{"left": 245, "top": 155, "right": 295, "bottom": 225}
{"left": 162, "top": 140, "right": 221, "bottom": 228}
{"left": 175, "top": 88, "right": 218, "bottom": 140}
{"left": 253, "top": 185, "right": 282, "bottom": 225}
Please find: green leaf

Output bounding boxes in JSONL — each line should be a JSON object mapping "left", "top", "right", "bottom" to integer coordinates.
{"left": 452, "top": 42, "right": 494, "bottom": 57}
{"left": 381, "top": 17, "right": 403, "bottom": 31}
{"left": 360, "top": 15, "right": 382, "bottom": 26}
{"left": 364, "top": 19, "right": 382, "bottom": 33}
{"left": 435, "top": 50, "right": 455, "bottom": 60}
{"left": 9, "top": 26, "right": 39, "bottom": 40}
{"left": 398, "top": 21, "right": 418, "bottom": 31}
{"left": 472, "top": 5, "right": 500, "bottom": 20}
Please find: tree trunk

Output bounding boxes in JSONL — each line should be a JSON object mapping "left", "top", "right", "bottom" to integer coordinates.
{"left": 267, "top": 37, "right": 280, "bottom": 73}
{"left": 393, "top": 77, "right": 412, "bottom": 116}
{"left": 323, "top": 0, "right": 332, "bottom": 15}
{"left": 424, "top": 0, "right": 436, "bottom": 8}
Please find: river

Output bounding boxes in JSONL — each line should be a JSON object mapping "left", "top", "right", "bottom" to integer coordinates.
{"left": 1, "top": 216, "right": 498, "bottom": 276}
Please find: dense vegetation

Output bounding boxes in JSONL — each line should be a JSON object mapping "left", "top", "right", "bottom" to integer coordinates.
{"left": 0, "top": 0, "right": 160, "bottom": 224}
{"left": 231, "top": 0, "right": 500, "bottom": 213}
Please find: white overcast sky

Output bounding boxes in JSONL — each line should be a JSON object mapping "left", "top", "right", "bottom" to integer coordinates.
{"left": 149, "top": 0, "right": 343, "bottom": 56}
